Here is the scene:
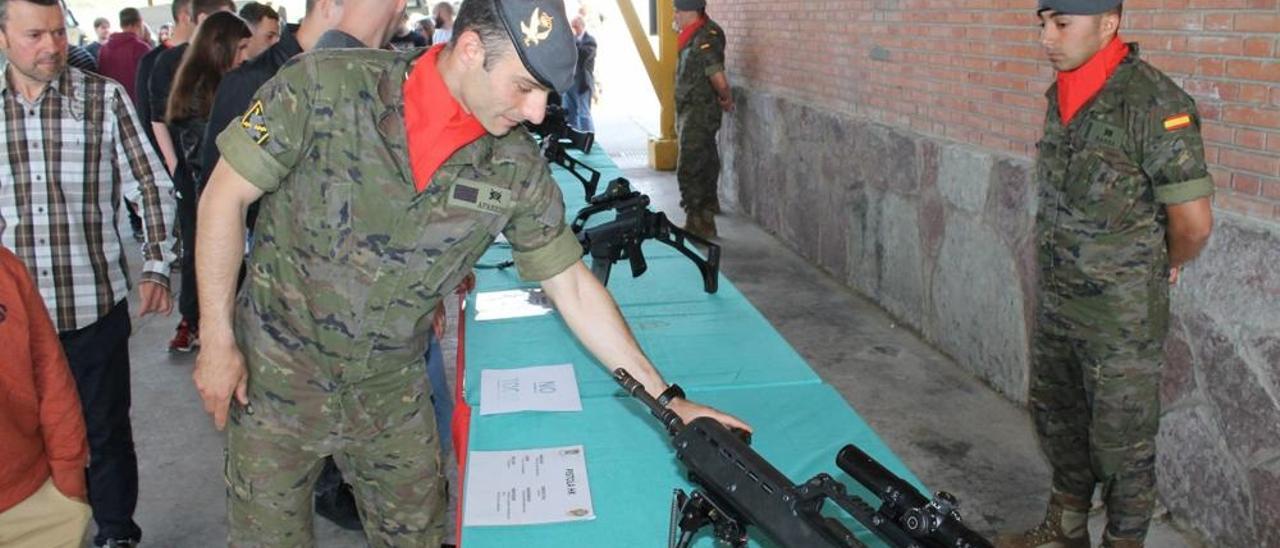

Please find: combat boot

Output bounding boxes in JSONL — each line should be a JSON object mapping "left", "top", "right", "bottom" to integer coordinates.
{"left": 689, "top": 210, "right": 718, "bottom": 240}
{"left": 994, "top": 492, "right": 1091, "bottom": 548}
{"left": 682, "top": 211, "right": 707, "bottom": 240}
{"left": 1099, "top": 532, "right": 1143, "bottom": 548}
{"left": 703, "top": 210, "right": 719, "bottom": 239}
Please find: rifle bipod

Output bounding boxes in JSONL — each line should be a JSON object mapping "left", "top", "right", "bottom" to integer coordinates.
{"left": 669, "top": 488, "right": 748, "bottom": 548}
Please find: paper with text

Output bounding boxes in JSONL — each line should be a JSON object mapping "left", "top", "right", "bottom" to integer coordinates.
{"left": 463, "top": 445, "right": 596, "bottom": 526}
{"left": 479, "top": 363, "right": 583, "bottom": 416}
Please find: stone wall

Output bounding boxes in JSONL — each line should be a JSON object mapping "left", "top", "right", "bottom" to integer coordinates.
{"left": 720, "top": 86, "right": 1280, "bottom": 544}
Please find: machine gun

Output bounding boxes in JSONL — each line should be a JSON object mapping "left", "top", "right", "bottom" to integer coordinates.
{"left": 613, "top": 369, "right": 993, "bottom": 548}
{"left": 572, "top": 178, "right": 720, "bottom": 293}
{"left": 525, "top": 93, "right": 601, "bottom": 201}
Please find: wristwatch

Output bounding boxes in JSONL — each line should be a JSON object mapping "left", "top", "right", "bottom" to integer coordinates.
{"left": 657, "top": 383, "right": 686, "bottom": 408}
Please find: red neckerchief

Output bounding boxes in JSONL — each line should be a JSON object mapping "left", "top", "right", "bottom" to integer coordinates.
{"left": 677, "top": 15, "right": 707, "bottom": 50}
{"left": 403, "top": 44, "right": 487, "bottom": 192}
{"left": 1056, "top": 36, "right": 1129, "bottom": 124}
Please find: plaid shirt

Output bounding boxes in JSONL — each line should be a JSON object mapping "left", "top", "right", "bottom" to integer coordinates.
{"left": 0, "top": 63, "right": 175, "bottom": 332}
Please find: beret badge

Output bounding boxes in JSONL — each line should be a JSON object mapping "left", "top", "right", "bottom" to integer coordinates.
{"left": 521, "top": 8, "right": 555, "bottom": 47}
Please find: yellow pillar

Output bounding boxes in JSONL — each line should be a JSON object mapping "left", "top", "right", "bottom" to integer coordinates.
{"left": 615, "top": 0, "right": 678, "bottom": 171}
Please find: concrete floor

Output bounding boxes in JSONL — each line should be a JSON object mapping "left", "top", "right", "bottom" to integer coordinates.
{"left": 110, "top": 104, "right": 1198, "bottom": 547}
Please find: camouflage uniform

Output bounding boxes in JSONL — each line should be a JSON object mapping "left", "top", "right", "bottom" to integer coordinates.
{"left": 215, "top": 48, "right": 583, "bottom": 547}
{"left": 675, "top": 17, "right": 727, "bottom": 217}
{"left": 1031, "top": 45, "right": 1213, "bottom": 540}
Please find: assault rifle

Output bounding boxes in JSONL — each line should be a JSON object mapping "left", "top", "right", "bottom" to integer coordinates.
{"left": 525, "top": 94, "right": 601, "bottom": 201}
{"left": 612, "top": 369, "right": 992, "bottom": 548}
{"left": 572, "top": 178, "right": 720, "bottom": 293}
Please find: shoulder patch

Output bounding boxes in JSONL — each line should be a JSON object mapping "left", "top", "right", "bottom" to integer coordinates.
{"left": 700, "top": 43, "right": 712, "bottom": 50}
{"left": 1162, "top": 113, "right": 1192, "bottom": 131}
{"left": 240, "top": 100, "right": 271, "bottom": 145}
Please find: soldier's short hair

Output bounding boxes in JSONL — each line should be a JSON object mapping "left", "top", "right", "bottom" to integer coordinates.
{"left": 193, "top": 0, "right": 236, "bottom": 20}
{"left": 239, "top": 1, "right": 280, "bottom": 26}
{"left": 119, "top": 7, "right": 142, "bottom": 28}
{"left": 450, "top": 0, "right": 511, "bottom": 71}
{"left": 0, "top": 0, "right": 60, "bottom": 26}
{"left": 172, "top": 0, "right": 192, "bottom": 21}
{"left": 305, "top": 0, "right": 345, "bottom": 15}
{"left": 94, "top": 16, "right": 110, "bottom": 29}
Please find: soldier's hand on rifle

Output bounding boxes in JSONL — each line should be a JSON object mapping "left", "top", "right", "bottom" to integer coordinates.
{"left": 193, "top": 339, "right": 250, "bottom": 431}
{"left": 669, "top": 397, "right": 753, "bottom": 433}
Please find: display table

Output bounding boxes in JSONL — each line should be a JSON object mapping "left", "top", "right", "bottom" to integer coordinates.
{"left": 454, "top": 145, "right": 926, "bottom": 548}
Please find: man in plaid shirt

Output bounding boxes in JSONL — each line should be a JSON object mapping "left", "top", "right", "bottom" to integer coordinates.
{"left": 0, "top": 0, "right": 176, "bottom": 546}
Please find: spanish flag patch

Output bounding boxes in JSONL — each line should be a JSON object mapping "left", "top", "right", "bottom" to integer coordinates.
{"left": 1163, "top": 113, "right": 1192, "bottom": 131}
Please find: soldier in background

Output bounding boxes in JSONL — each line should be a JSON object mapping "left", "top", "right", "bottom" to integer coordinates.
{"left": 672, "top": 0, "right": 732, "bottom": 239}
{"left": 997, "top": 1, "right": 1214, "bottom": 547}
{"left": 193, "top": 0, "right": 748, "bottom": 545}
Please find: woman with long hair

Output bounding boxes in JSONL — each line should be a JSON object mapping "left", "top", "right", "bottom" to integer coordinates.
{"left": 163, "top": 11, "right": 251, "bottom": 354}
{"left": 166, "top": 11, "right": 252, "bottom": 184}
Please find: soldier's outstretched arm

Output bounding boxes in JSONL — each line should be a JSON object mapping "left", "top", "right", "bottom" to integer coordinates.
{"left": 193, "top": 159, "right": 265, "bottom": 431}
{"left": 1165, "top": 196, "right": 1213, "bottom": 284}
{"left": 539, "top": 260, "right": 751, "bottom": 432}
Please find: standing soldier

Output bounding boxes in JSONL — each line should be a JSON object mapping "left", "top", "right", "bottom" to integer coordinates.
{"left": 999, "top": 1, "right": 1214, "bottom": 547}
{"left": 673, "top": 0, "right": 732, "bottom": 239}
{"left": 193, "top": 0, "right": 749, "bottom": 545}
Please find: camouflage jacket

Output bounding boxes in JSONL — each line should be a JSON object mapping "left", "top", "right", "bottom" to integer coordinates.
{"left": 1035, "top": 45, "right": 1213, "bottom": 301}
{"left": 216, "top": 48, "right": 582, "bottom": 382}
{"left": 675, "top": 17, "right": 726, "bottom": 116}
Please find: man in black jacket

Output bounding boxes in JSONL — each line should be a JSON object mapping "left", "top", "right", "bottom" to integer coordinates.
{"left": 562, "top": 15, "right": 595, "bottom": 132}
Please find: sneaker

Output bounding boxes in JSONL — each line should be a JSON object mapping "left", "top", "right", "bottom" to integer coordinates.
{"left": 168, "top": 320, "right": 198, "bottom": 353}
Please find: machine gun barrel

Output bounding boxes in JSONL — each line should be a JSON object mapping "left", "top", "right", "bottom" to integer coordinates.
{"left": 612, "top": 368, "right": 684, "bottom": 436}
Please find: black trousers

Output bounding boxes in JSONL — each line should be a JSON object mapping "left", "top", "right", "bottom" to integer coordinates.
{"left": 175, "top": 169, "right": 199, "bottom": 327}
{"left": 60, "top": 301, "right": 141, "bottom": 544}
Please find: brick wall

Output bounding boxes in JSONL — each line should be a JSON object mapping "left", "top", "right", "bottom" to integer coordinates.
{"left": 706, "top": 0, "right": 1280, "bottom": 221}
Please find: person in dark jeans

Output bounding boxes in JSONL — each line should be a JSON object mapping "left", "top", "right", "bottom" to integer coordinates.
{"left": 561, "top": 14, "right": 596, "bottom": 132}
{"left": 164, "top": 13, "right": 254, "bottom": 361}
{"left": 0, "top": 1, "right": 178, "bottom": 545}
{"left": 147, "top": 0, "right": 237, "bottom": 354}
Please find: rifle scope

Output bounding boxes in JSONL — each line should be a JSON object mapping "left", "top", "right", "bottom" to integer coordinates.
{"left": 836, "top": 445, "right": 992, "bottom": 548}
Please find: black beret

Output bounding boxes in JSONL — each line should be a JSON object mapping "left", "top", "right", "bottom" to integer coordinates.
{"left": 675, "top": 0, "right": 706, "bottom": 9}
{"left": 494, "top": 0, "right": 577, "bottom": 93}
{"left": 1037, "top": 0, "right": 1121, "bottom": 14}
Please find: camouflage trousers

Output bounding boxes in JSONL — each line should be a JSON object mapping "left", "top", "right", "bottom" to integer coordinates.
{"left": 1030, "top": 290, "right": 1166, "bottom": 541}
{"left": 224, "top": 358, "right": 446, "bottom": 547}
{"left": 676, "top": 105, "right": 723, "bottom": 215}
